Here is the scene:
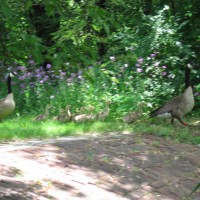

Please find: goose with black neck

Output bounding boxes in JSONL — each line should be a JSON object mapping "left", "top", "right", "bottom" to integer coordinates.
{"left": 149, "top": 64, "right": 194, "bottom": 126}
{"left": 0, "top": 72, "right": 16, "bottom": 120}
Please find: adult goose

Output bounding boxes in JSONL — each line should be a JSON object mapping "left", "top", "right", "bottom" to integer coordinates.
{"left": 0, "top": 72, "right": 16, "bottom": 120}
{"left": 149, "top": 64, "right": 194, "bottom": 126}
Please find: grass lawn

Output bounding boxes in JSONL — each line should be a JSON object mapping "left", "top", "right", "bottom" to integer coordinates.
{"left": 0, "top": 116, "right": 199, "bottom": 144}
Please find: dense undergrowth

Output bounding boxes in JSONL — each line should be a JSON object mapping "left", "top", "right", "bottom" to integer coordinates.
{"left": 0, "top": 2, "right": 199, "bottom": 143}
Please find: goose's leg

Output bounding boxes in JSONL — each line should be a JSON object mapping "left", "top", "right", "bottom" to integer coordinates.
{"left": 176, "top": 116, "right": 188, "bottom": 126}
{"left": 171, "top": 118, "right": 174, "bottom": 124}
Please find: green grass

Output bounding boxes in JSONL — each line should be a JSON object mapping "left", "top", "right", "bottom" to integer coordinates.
{"left": 130, "top": 117, "right": 200, "bottom": 145}
{"left": 0, "top": 117, "right": 127, "bottom": 141}
{"left": 0, "top": 116, "right": 200, "bottom": 145}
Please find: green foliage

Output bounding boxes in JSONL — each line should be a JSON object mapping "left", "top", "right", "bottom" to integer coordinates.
{"left": 190, "top": 182, "right": 200, "bottom": 196}
{"left": 0, "top": 0, "right": 199, "bottom": 141}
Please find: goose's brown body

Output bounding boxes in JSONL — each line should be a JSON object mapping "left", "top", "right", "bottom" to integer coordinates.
{"left": 33, "top": 104, "right": 51, "bottom": 121}
{"left": 0, "top": 73, "right": 15, "bottom": 120}
{"left": 123, "top": 102, "right": 145, "bottom": 123}
{"left": 0, "top": 93, "right": 15, "bottom": 120}
{"left": 73, "top": 114, "right": 97, "bottom": 123}
{"left": 97, "top": 100, "right": 111, "bottom": 121}
{"left": 150, "top": 86, "right": 194, "bottom": 125}
{"left": 58, "top": 105, "right": 72, "bottom": 122}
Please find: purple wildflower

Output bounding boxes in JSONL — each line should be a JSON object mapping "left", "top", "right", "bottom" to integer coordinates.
{"left": 162, "top": 72, "right": 167, "bottom": 76}
{"left": 20, "top": 83, "right": 26, "bottom": 89}
{"left": 150, "top": 53, "right": 156, "bottom": 57}
{"left": 137, "top": 58, "right": 143, "bottom": 64}
{"left": 26, "top": 72, "right": 32, "bottom": 78}
{"left": 44, "top": 75, "right": 49, "bottom": 81}
{"left": 19, "top": 75, "right": 25, "bottom": 80}
{"left": 78, "top": 75, "right": 84, "bottom": 80}
{"left": 17, "top": 66, "right": 26, "bottom": 71}
{"left": 61, "top": 72, "right": 66, "bottom": 76}
{"left": 36, "top": 74, "right": 42, "bottom": 78}
{"left": 136, "top": 63, "right": 140, "bottom": 67}
{"left": 35, "top": 69, "right": 40, "bottom": 73}
{"left": 162, "top": 66, "right": 167, "bottom": 69}
{"left": 28, "top": 60, "right": 35, "bottom": 65}
{"left": 46, "top": 64, "right": 52, "bottom": 69}
{"left": 137, "top": 68, "right": 143, "bottom": 73}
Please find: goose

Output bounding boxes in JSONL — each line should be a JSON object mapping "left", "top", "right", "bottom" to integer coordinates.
{"left": 73, "top": 113, "right": 97, "bottom": 123}
{"left": 52, "top": 108, "right": 65, "bottom": 121}
{"left": 123, "top": 102, "right": 145, "bottom": 123}
{"left": 58, "top": 105, "right": 72, "bottom": 122}
{"left": 96, "top": 100, "right": 111, "bottom": 121}
{"left": 33, "top": 104, "right": 51, "bottom": 121}
{"left": 0, "top": 72, "right": 16, "bottom": 120}
{"left": 149, "top": 64, "right": 194, "bottom": 126}
{"left": 73, "top": 105, "right": 97, "bottom": 123}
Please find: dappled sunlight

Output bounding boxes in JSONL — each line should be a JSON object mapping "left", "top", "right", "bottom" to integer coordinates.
{"left": 0, "top": 133, "right": 200, "bottom": 199}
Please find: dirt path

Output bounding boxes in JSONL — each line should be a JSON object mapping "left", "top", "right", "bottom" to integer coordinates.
{"left": 0, "top": 133, "right": 200, "bottom": 200}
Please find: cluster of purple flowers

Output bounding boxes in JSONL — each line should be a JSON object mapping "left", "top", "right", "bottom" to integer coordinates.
{"left": 5, "top": 60, "right": 85, "bottom": 93}
{"left": 132, "top": 52, "right": 168, "bottom": 76}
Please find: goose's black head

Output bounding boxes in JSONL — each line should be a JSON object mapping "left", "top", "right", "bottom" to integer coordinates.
{"left": 185, "top": 64, "right": 193, "bottom": 89}
{"left": 9, "top": 72, "right": 17, "bottom": 78}
{"left": 7, "top": 72, "right": 17, "bottom": 94}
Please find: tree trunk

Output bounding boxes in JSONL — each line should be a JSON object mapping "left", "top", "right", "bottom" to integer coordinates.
{"left": 143, "top": 0, "right": 153, "bottom": 15}
{"left": 96, "top": 0, "right": 107, "bottom": 58}
{"left": 29, "top": 4, "right": 60, "bottom": 69}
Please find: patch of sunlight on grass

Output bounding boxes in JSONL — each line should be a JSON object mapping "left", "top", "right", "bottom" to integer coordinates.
{"left": 0, "top": 116, "right": 199, "bottom": 144}
{"left": 0, "top": 117, "right": 127, "bottom": 141}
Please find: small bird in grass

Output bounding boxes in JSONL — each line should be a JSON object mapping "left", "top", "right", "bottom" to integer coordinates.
{"left": 96, "top": 100, "right": 111, "bottom": 121}
{"left": 58, "top": 105, "right": 72, "bottom": 122}
{"left": 52, "top": 108, "right": 65, "bottom": 121}
{"left": 33, "top": 104, "right": 52, "bottom": 121}
{"left": 123, "top": 102, "right": 145, "bottom": 124}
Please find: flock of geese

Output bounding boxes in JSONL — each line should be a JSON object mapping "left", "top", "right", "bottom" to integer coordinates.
{"left": 0, "top": 64, "right": 195, "bottom": 126}
{"left": 32, "top": 100, "right": 111, "bottom": 123}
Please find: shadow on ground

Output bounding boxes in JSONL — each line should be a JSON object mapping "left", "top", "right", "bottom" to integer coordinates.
{"left": 0, "top": 133, "right": 200, "bottom": 200}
